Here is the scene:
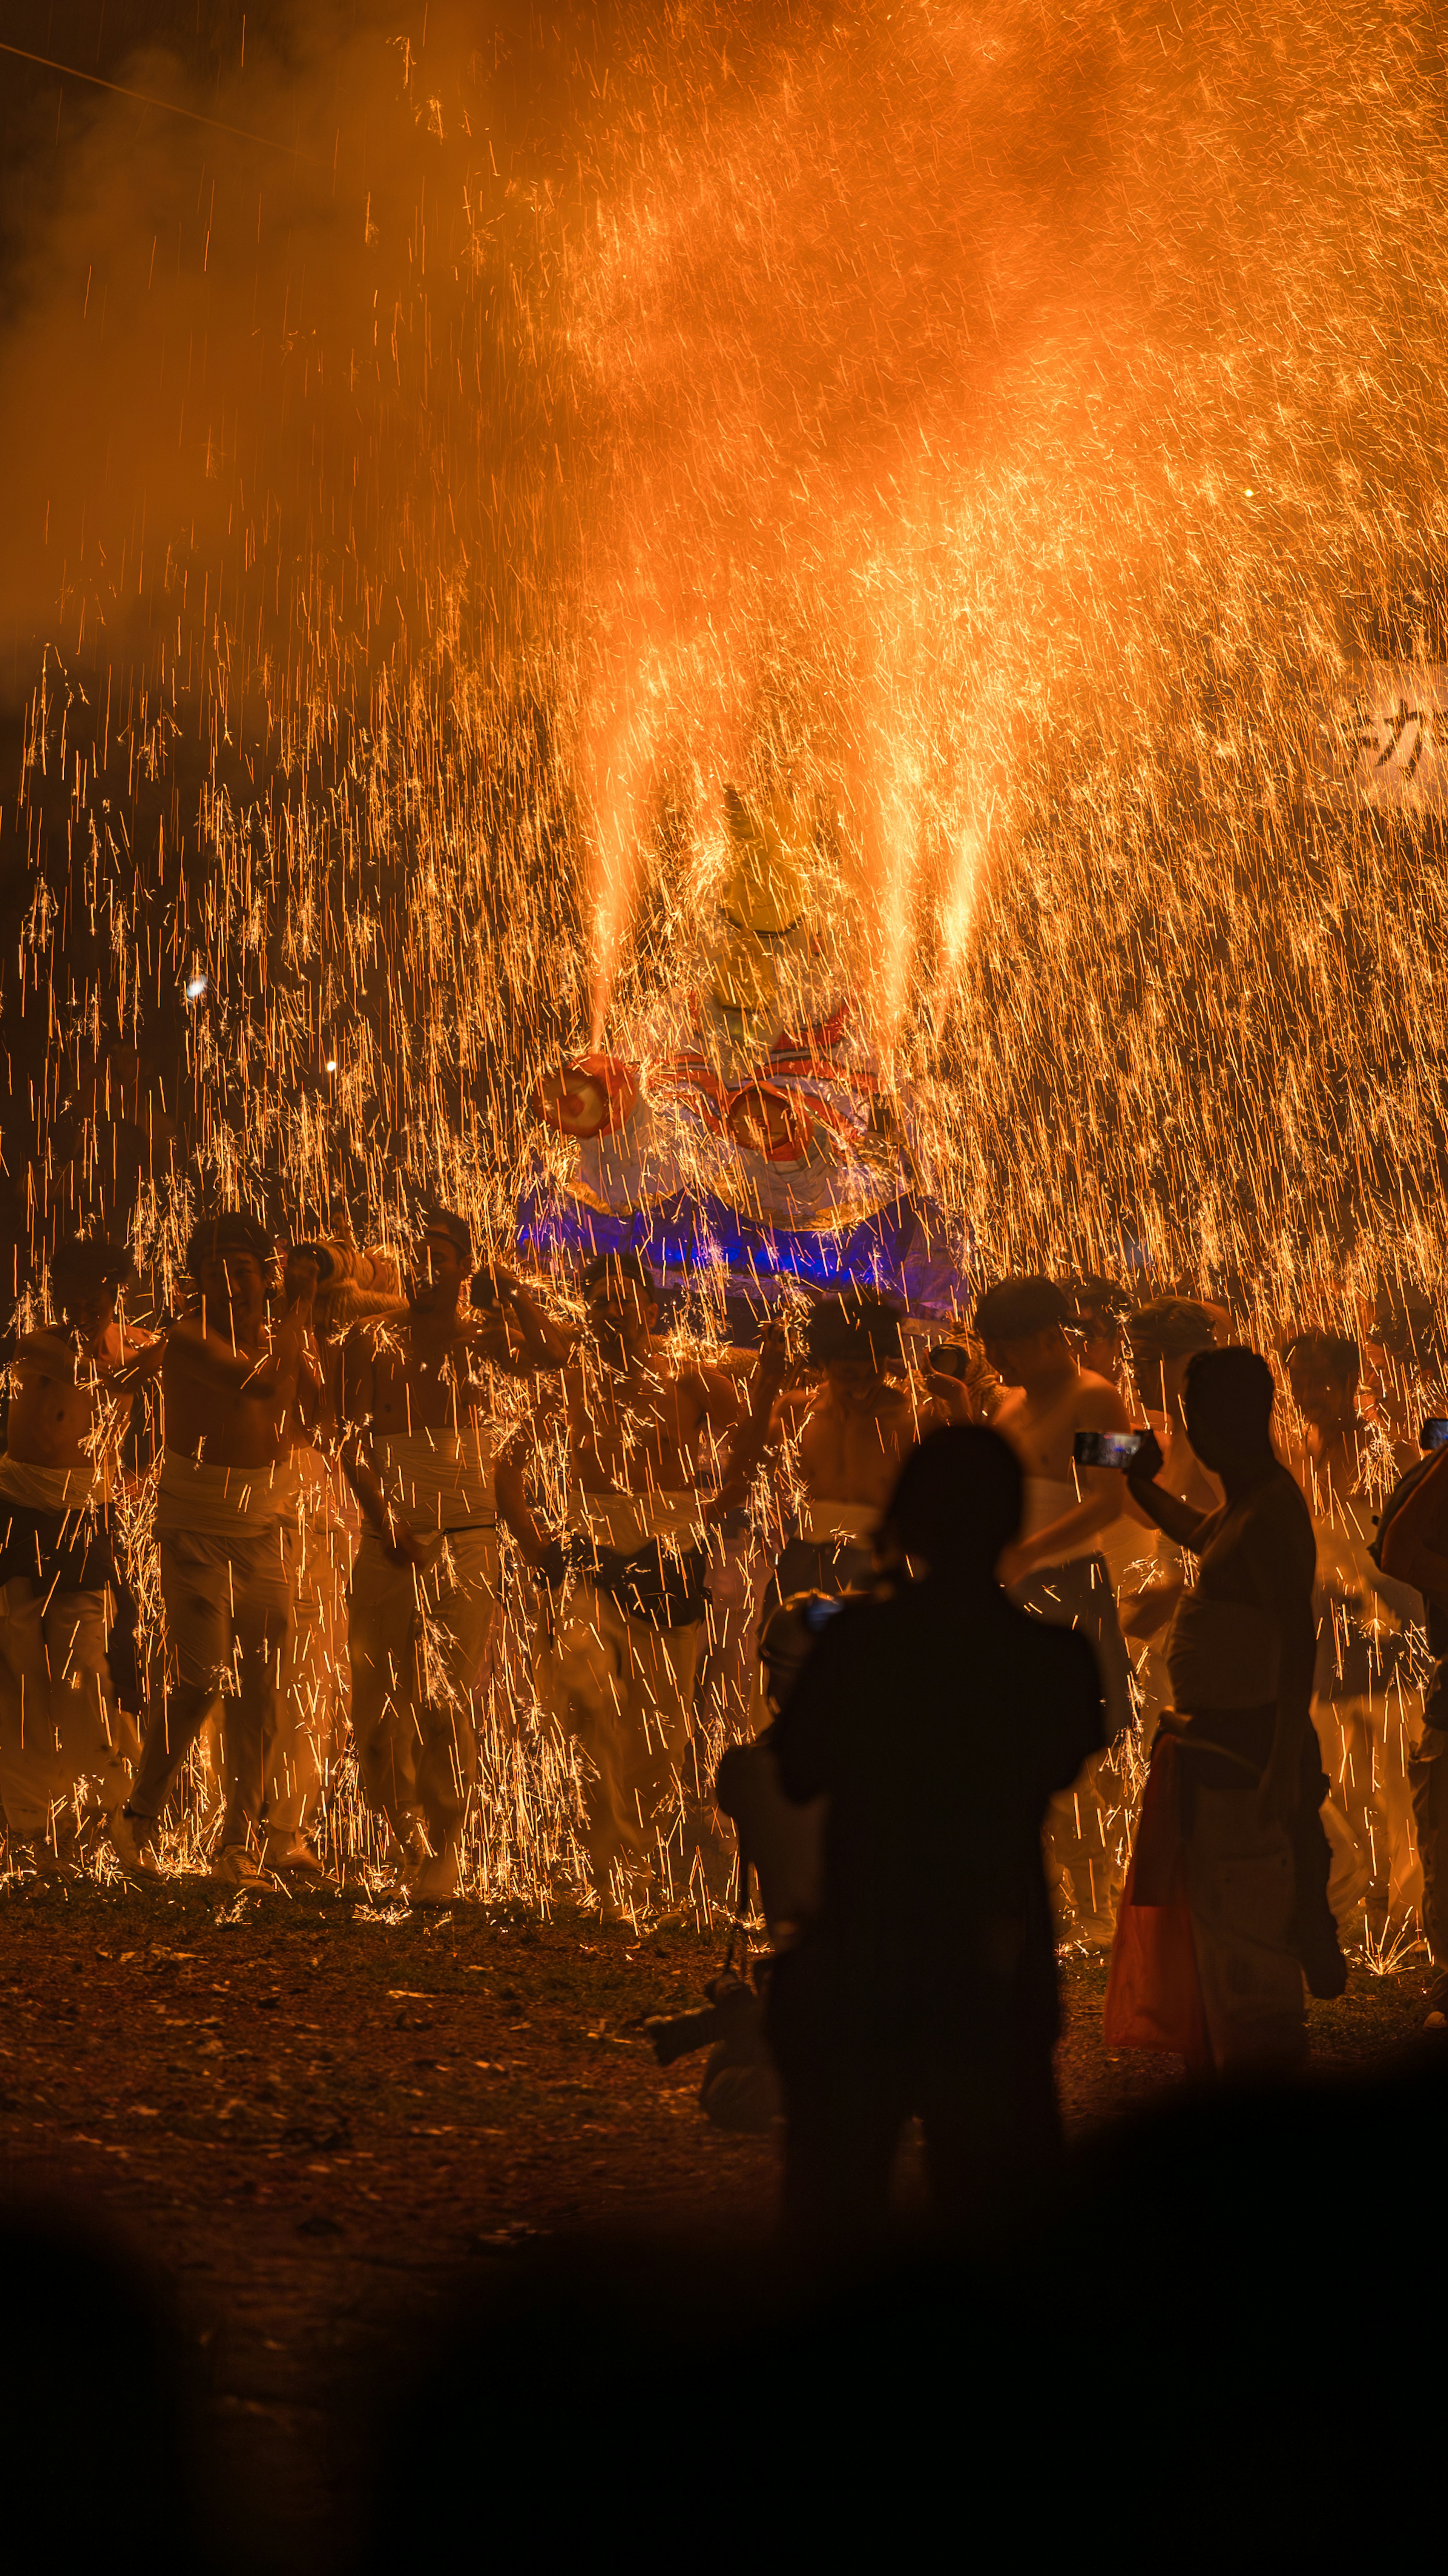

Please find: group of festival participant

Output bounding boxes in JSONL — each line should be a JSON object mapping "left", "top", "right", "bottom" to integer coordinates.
{"left": 0, "top": 1212, "right": 1443, "bottom": 2026}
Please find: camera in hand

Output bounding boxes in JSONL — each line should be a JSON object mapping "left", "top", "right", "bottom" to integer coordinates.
{"left": 927, "top": 1343, "right": 974, "bottom": 1382}
{"left": 1074, "top": 1428, "right": 1149, "bottom": 1470}
{"left": 644, "top": 1970, "right": 759, "bottom": 2068}
{"left": 1420, "top": 1418, "right": 1448, "bottom": 1452}
{"left": 291, "top": 1240, "right": 360, "bottom": 1287}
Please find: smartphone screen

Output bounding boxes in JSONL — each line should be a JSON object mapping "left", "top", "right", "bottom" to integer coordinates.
{"left": 800, "top": 1594, "right": 846, "bottom": 1636}
{"left": 1419, "top": 1418, "right": 1448, "bottom": 1451}
{"left": 1074, "top": 1429, "right": 1149, "bottom": 1471}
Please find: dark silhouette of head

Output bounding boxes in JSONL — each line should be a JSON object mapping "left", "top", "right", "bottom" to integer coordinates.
{"left": 973, "top": 1275, "right": 1074, "bottom": 1388}
{"left": 883, "top": 1423, "right": 1023, "bottom": 1575}
{"left": 805, "top": 1289, "right": 904, "bottom": 1368}
{"left": 184, "top": 1209, "right": 272, "bottom": 1318}
{"left": 1181, "top": 1345, "right": 1276, "bottom": 1473}
{"left": 50, "top": 1233, "right": 135, "bottom": 1325}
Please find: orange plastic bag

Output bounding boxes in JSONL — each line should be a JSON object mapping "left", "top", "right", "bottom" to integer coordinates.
{"left": 1103, "top": 1737, "right": 1210, "bottom": 2065}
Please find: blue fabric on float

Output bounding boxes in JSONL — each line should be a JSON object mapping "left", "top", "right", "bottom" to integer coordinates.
{"left": 513, "top": 1184, "right": 969, "bottom": 1317}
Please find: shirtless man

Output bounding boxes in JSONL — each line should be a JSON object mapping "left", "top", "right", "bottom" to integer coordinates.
{"left": 496, "top": 1250, "right": 745, "bottom": 1915}
{"left": 341, "top": 1211, "right": 565, "bottom": 1903}
{"left": 746, "top": 1293, "right": 971, "bottom": 1614}
{"left": 113, "top": 1213, "right": 319, "bottom": 1886}
{"left": 976, "top": 1273, "right": 1142, "bottom": 1943}
{"left": 976, "top": 1276, "right": 1140, "bottom": 1709}
{"left": 0, "top": 1236, "right": 160, "bottom": 1865}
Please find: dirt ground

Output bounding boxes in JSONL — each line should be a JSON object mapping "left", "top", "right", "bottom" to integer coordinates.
{"left": 0, "top": 1874, "right": 1436, "bottom": 2570}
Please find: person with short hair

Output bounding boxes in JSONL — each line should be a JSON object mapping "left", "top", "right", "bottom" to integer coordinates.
{"left": 1119, "top": 1297, "right": 1223, "bottom": 1739}
{"left": 767, "top": 1423, "right": 1105, "bottom": 2240}
{"left": 497, "top": 1250, "right": 746, "bottom": 1916}
{"left": 1120, "top": 1348, "right": 1345, "bottom": 2072}
{"left": 0, "top": 1236, "right": 158, "bottom": 1867}
{"left": 114, "top": 1214, "right": 319, "bottom": 1885}
{"left": 341, "top": 1211, "right": 564, "bottom": 1902}
{"left": 1063, "top": 1275, "right": 1132, "bottom": 1388}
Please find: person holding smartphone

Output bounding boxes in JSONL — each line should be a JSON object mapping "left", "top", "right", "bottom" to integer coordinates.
{"left": 1119, "top": 1346, "right": 1345, "bottom": 2071}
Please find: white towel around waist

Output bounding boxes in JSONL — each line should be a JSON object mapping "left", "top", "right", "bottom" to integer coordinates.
{"left": 1022, "top": 1474, "right": 1114, "bottom": 1567}
{"left": 797, "top": 1495, "right": 879, "bottom": 1545}
{"left": 576, "top": 1488, "right": 703, "bottom": 1554}
{"left": 0, "top": 1453, "right": 104, "bottom": 1514}
{"left": 155, "top": 1451, "right": 301, "bottom": 1537}
{"left": 376, "top": 1427, "right": 500, "bottom": 1534}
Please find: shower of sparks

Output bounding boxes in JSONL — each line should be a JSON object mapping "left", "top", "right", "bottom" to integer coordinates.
{"left": 4, "top": 0, "right": 1448, "bottom": 1901}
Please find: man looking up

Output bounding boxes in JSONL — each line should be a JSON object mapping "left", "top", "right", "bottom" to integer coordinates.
{"left": 497, "top": 1250, "right": 745, "bottom": 1916}
{"left": 0, "top": 1236, "right": 159, "bottom": 1865}
{"left": 113, "top": 1214, "right": 319, "bottom": 1885}
{"left": 1119, "top": 1348, "right": 1344, "bottom": 2068}
{"left": 341, "top": 1213, "right": 565, "bottom": 1903}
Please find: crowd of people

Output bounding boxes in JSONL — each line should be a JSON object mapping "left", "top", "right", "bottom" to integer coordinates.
{"left": 0, "top": 1212, "right": 1444, "bottom": 2177}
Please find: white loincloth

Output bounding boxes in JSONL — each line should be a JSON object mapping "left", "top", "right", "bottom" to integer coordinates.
{"left": 1022, "top": 1473, "right": 1118, "bottom": 1567}
{"left": 574, "top": 1488, "right": 703, "bottom": 1554}
{"left": 0, "top": 1454, "right": 104, "bottom": 1514}
{"left": 155, "top": 1451, "right": 299, "bottom": 1540}
{"left": 375, "top": 1427, "right": 500, "bottom": 1535}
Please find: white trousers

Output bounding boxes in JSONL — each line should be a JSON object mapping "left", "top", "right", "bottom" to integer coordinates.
{"left": 348, "top": 1528, "right": 498, "bottom": 1861}
{"left": 535, "top": 1579, "right": 707, "bottom": 1899}
{"left": 267, "top": 1516, "right": 357, "bottom": 1838}
{"left": 0, "top": 1579, "right": 132, "bottom": 1840}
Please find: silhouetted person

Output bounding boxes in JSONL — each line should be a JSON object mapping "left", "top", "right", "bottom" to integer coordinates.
{"left": 1121, "top": 1347, "right": 1345, "bottom": 2069}
{"left": 767, "top": 1424, "right": 1104, "bottom": 2242}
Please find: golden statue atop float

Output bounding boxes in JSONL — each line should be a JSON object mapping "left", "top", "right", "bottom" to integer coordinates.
{"left": 523, "top": 786, "right": 964, "bottom": 1313}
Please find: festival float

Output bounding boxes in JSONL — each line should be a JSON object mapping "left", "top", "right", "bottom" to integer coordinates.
{"left": 517, "top": 786, "right": 968, "bottom": 1320}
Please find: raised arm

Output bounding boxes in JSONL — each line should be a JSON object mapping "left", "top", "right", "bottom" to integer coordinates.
{"left": 1124, "top": 1427, "right": 1217, "bottom": 1552}
{"left": 468, "top": 1269, "right": 572, "bottom": 1376}
{"left": 167, "top": 1254, "right": 318, "bottom": 1403}
{"left": 703, "top": 1325, "right": 791, "bottom": 1523}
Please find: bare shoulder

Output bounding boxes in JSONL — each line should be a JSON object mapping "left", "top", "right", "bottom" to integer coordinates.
{"left": 1073, "top": 1369, "right": 1131, "bottom": 1429}
{"left": 686, "top": 1360, "right": 744, "bottom": 1420}
{"left": 15, "top": 1328, "right": 74, "bottom": 1374}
